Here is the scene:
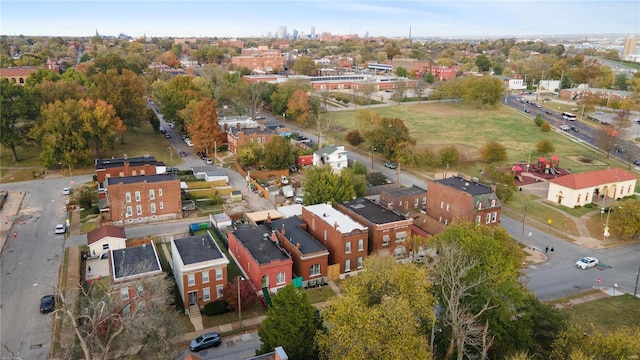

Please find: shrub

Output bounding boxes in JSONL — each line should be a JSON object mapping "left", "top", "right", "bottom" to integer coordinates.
{"left": 367, "top": 172, "right": 387, "bottom": 186}
{"left": 534, "top": 115, "right": 544, "bottom": 127}
{"left": 540, "top": 122, "right": 551, "bottom": 132}
{"left": 345, "top": 130, "right": 364, "bottom": 146}
{"left": 203, "top": 300, "right": 229, "bottom": 316}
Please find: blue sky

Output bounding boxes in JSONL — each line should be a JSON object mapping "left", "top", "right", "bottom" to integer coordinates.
{"left": 1, "top": 1, "right": 638, "bottom": 38}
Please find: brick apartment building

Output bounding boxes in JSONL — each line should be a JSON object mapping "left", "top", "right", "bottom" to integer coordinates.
{"left": 336, "top": 198, "right": 413, "bottom": 259}
{"left": 379, "top": 185, "right": 427, "bottom": 212}
{"left": 301, "top": 204, "right": 368, "bottom": 278}
{"left": 226, "top": 126, "right": 281, "bottom": 155}
{"left": 95, "top": 156, "right": 167, "bottom": 197}
{"left": 426, "top": 176, "right": 502, "bottom": 231}
{"left": 231, "top": 55, "right": 286, "bottom": 73}
{"left": 171, "top": 233, "right": 230, "bottom": 309}
{"left": 271, "top": 217, "right": 330, "bottom": 287}
{"left": 102, "top": 174, "right": 181, "bottom": 224}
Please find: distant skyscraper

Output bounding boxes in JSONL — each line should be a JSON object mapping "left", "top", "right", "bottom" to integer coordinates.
{"left": 311, "top": 26, "right": 315, "bottom": 39}
{"left": 277, "top": 26, "right": 287, "bottom": 39}
{"left": 364, "top": 31, "right": 369, "bottom": 39}
{"left": 292, "top": 29, "right": 298, "bottom": 40}
{"left": 622, "top": 35, "right": 637, "bottom": 60}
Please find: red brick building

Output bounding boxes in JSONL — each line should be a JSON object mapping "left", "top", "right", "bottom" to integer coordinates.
{"left": 170, "top": 233, "right": 230, "bottom": 309}
{"left": 271, "top": 217, "right": 329, "bottom": 287}
{"left": 95, "top": 156, "right": 166, "bottom": 197}
{"left": 301, "top": 204, "right": 368, "bottom": 277}
{"left": 231, "top": 55, "right": 286, "bottom": 73}
{"left": 103, "top": 174, "right": 181, "bottom": 224}
{"left": 0, "top": 67, "right": 40, "bottom": 85}
{"left": 426, "top": 176, "right": 501, "bottom": 232}
{"left": 228, "top": 224, "right": 293, "bottom": 293}
{"left": 226, "top": 126, "right": 280, "bottom": 155}
{"left": 379, "top": 185, "right": 427, "bottom": 212}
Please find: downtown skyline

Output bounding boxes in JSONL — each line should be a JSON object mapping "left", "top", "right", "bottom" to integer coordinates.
{"left": 1, "top": 1, "right": 639, "bottom": 39}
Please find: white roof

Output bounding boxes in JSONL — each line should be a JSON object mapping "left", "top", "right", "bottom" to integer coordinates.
{"left": 304, "top": 203, "right": 367, "bottom": 233}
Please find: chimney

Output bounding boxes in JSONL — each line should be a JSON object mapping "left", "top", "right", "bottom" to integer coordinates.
{"left": 271, "top": 230, "right": 277, "bottom": 243}
{"left": 334, "top": 221, "right": 339, "bottom": 230}
{"left": 296, "top": 243, "right": 301, "bottom": 249}
{"left": 281, "top": 224, "right": 285, "bottom": 237}
{"left": 267, "top": 212, "right": 271, "bottom": 224}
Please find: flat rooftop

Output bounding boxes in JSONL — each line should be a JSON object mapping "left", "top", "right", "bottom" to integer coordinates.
{"left": 304, "top": 203, "right": 367, "bottom": 233}
{"left": 173, "top": 235, "right": 225, "bottom": 265}
{"left": 271, "top": 217, "right": 327, "bottom": 255}
{"left": 382, "top": 185, "right": 426, "bottom": 197}
{"left": 232, "top": 224, "right": 290, "bottom": 265}
{"left": 341, "top": 198, "right": 407, "bottom": 224}
{"left": 434, "top": 176, "right": 493, "bottom": 196}
{"left": 106, "top": 173, "right": 178, "bottom": 185}
{"left": 111, "top": 243, "right": 161, "bottom": 280}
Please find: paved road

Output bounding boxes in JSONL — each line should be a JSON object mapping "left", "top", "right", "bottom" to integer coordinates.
{"left": 176, "top": 331, "right": 262, "bottom": 360}
{"left": 0, "top": 175, "right": 91, "bottom": 360}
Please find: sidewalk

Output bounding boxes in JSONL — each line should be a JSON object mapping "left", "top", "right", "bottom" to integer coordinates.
{"left": 0, "top": 190, "right": 26, "bottom": 255}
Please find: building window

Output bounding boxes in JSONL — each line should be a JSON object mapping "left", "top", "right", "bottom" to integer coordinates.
{"left": 492, "top": 212, "right": 498, "bottom": 223}
{"left": 125, "top": 192, "right": 131, "bottom": 203}
{"left": 440, "top": 201, "right": 444, "bottom": 208}
{"left": 476, "top": 215, "right": 481, "bottom": 224}
{"left": 310, "top": 264, "right": 320, "bottom": 276}
{"left": 158, "top": 188, "right": 163, "bottom": 197}
{"left": 358, "top": 239, "right": 364, "bottom": 251}
{"left": 202, "top": 271, "right": 209, "bottom": 284}
{"left": 345, "top": 259, "right": 351, "bottom": 272}
{"left": 395, "top": 231, "right": 407, "bottom": 243}
{"left": 120, "top": 288, "right": 129, "bottom": 300}
{"left": 216, "top": 284, "right": 224, "bottom": 298}
{"left": 276, "top": 271, "right": 285, "bottom": 285}
{"left": 414, "top": 198, "right": 419, "bottom": 207}
{"left": 446, "top": 204, "right": 450, "bottom": 212}
{"left": 485, "top": 213, "right": 491, "bottom": 224}
{"left": 137, "top": 285, "right": 144, "bottom": 297}
{"left": 422, "top": 197, "right": 426, "bottom": 205}
{"left": 445, "top": 219, "right": 449, "bottom": 225}
{"left": 137, "top": 302, "right": 146, "bottom": 313}
{"left": 159, "top": 201, "right": 164, "bottom": 210}
{"left": 323, "top": 230, "right": 327, "bottom": 241}
{"left": 126, "top": 206, "right": 133, "bottom": 217}
{"left": 357, "top": 256, "right": 363, "bottom": 269}
{"left": 215, "top": 268, "right": 223, "bottom": 281}
{"left": 150, "top": 203, "right": 156, "bottom": 213}
{"left": 136, "top": 205, "right": 142, "bottom": 216}
{"left": 103, "top": 244, "right": 109, "bottom": 250}
{"left": 477, "top": 202, "right": 482, "bottom": 210}
{"left": 382, "top": 235, "right": 390, "bottom": 246}
{"left": 187, "top": 274, "right": 195, "bottom": 286}
{"left": 345, "top": 241, "right": 351, "bottom": 254}
{"left": 203, "top": 287, "right": 211, "bottom": 301}
{"left": 135, "top": 191, "right": 141, "bottom": 202}
{"left": 123, "top": 305, "right": 131, "bottom": 318}
{"left": 491, "top": 199, "right": 496, "bottom": 207}
{"left": 149, "top": 189, "right": 155, "bottom": 200}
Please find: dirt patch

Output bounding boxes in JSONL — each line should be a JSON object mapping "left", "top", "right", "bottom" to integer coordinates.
{"left": 566, "top": 155, "right": 608, "bottom": 166}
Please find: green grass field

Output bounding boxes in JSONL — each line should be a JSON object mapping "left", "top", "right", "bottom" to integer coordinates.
{"left": 564, "top": 294, "right": 640, "bottom": 333}
{"left": 319, "top": 102, "right": 631, "bottom": 177}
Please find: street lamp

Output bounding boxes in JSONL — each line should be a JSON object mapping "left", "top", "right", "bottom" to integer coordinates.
{"left": 520, "top": 205, "right": 527, "bottom": 245}
{"left": 634, "top": 266, "right": 640, "bottom": 297}
{"left": 613, "top": 283, "right": 618, "bottom": 296}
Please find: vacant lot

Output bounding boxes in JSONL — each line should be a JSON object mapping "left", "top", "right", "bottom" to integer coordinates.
{"left": 564, "top": 294, "right": 640, "bottom": 333}
{"left": 321, "top": 103, "right": 631, "bottom": 176}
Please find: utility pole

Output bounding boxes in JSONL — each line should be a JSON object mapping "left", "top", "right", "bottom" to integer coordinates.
{"left": 634, "top": 265, "right": 640, "bottom": 297}
{"left": 520, "top": 205, "right": 527, "bottom": 246}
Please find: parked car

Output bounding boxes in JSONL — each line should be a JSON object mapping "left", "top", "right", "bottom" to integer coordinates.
{"left": 203, "top": 157, "right": 213, "bottom": 165}
{"left": 634, "top": 159, "right": 640, "bottom": 166}
{"left": 560, "top": 125, "right": 570, "bottom": 131}
{"left": 62, "top": 187, "right": 71, "bottom": 195}
{"left": 615, "top": 144, "right": 627, "bottom": 153}
{"left": 384, "top": 162, "right": 397, "bottom": 169}
{"left": 164, "top": 133, "right": 171, "bottom": 139}
{"left": 168, "top": 122, "right": 175, "bottom": 129}
{"left": 40, "top": 295, "right": 55, "bottom": 313}
{"left": 545, "top": 110, "right": 553, "bottom": 115}
{"left": 594, "top": 111, "right": 604, "bottom": 115}
{"left": 571, "top": 126, "right": 578, "bottom": 132}
{"left": 281, "top": 175, "right": 289, "bottom": 185}
{"left": 179, "top": 151, "right": 187, "bottom": 157}
{"left": 54, "top": 224, "right": 66, "bottom": 235}
{"left": 575, "top": 257, "right": 599, "bottom": 270}
{"left": 295, "top": 193, "right": 304, "bottom": 204}
{"left": 524, "top": 108, "right": 531, "bottom": 113}
{"left": 189, "top": 332, "right": 221, "bottom": 352}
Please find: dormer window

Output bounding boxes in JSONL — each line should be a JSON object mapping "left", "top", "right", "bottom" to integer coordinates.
{"left": 491, "top": 199, "right": 496, "bottom": 207}
{"left": 477, "top": 202, "right": 482, "bottom": 210}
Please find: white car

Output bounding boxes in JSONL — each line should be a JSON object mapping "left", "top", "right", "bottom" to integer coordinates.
{"left": 575, "top": 257, "right": 598, "bottom": 270}
{"left": 62, "top": 187, "right": 71, "bottom": 195}
{"left": 54, "top": 224, "right": 66, "bottom": 235}
{"left": 295, "top": 193, "right": 304, "bottom": 204}
{"left": 560, "top": 125, "right": 571, "bottom": 131}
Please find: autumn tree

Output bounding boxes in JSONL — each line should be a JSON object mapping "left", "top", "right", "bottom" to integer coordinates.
{"left": 355, "top": 110, "right": 415, "bottom": 160}
{"left": 286, "top": 89, "right": 310, "bottom": 125}
{"left": 221, "top": 276, "right": 259, "bottom": 313}
{"left": 157, "top": 76, "right": 204, "bottom": 127}
{"left": 90, "top": 69, "right": 146, "bottom": 143}
{"left": 551, "top": 324, "right": 640, "bottom": 360}
{"left": 257, "top": 285, "right": 321, "bottom": 360}
{"left": 414, "top": 78, "right": 427, "bottom": 102}
{"left": 302, "top": 166, "right": 356, "bottom": 205}
{"left": 237, "top": 143, "right": 265, "bottom": 168}
{"left": 187, "top": 98, "right": 226, "bottom": 156}
{"left": 439, "top": 145, "right": 461, "bottom": 167}
{"left": 390, "top": 81, "right": 408, "bottom": 104}
{"left": 345, "top": 130, "right": 364, "bottom": 146}
{"left": 479, "top": 140, "right": 508, "bottom": 164}
{"left": 536, "top": 139, "right": 555, "bottom": 155}
{"left": 38, "top": 79, "right": 87, "bottom": 104}
{"left": 316, "top": 256, "right": 435, "bottom": 359}
{"left": 443, "top": 76, "right": 504, "bottom": 108}
{"left": 0, "top": 78, "right": 39, "bottom": 162}
{"left": 608, "top": 199, "right": 640, "bottom": 239}
{"left": 395, "top": 66, "right": 408, "bottom": 78}
{"left": 271, "top": 80, "right": 310, "bottom": 116}
{"left": 264, "top": 136, "right": 296, "bottom": 170}
{"left": 595, "top": 126, "right": 619, "bottom": 158}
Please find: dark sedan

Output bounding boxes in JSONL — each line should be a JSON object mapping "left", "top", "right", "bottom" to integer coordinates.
{"left": 179, "top": 151, "right": 187, "bottom": 157}
{"left": 40, "top": 295, "right": 55, "bottom": 313}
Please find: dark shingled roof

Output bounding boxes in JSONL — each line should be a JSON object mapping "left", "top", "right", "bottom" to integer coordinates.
{"left": 382, "top": 185, "right": 426, "bottom": 197}
{"left": 112, "top": 243, "right": 161, "bottom": 279}
{"left": 435, "top": 176, "right": 494, "bottom": 196}
{"left": 341, "top": 198, "right": 406, "bottom": 224}
{"left": 270, "top": 217, "right": 327, "bottom": 255}
{"left": 106, "top": 173, "right": 178, "bottom": 185}
{"left": 232, "top": 224, "right": 290, "bottom": 265}
{"left": 173, "top": 235, "right": 224, "bottom": 265}
{"left": 87, "top": 225, "right": 126, "bottom": 245}
{"left": 95, "top": 156, "right": 165, "bottom": 169}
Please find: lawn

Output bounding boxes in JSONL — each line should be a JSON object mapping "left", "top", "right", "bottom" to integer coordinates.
{"left": 0, "top": 124, "right": 184, "bottom": 183}
{"left": 502, "top": 192, "right": 579, "bottom": 239}
{"left": 318, "top": 102, "right": 631, "bottom": 177}
{"left": 563, "top": 294, "right": 640, "bottom": 333}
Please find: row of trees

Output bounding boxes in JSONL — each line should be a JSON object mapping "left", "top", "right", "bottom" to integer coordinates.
{"left": 254, "top": 223, "right": 640, "bottom": 360}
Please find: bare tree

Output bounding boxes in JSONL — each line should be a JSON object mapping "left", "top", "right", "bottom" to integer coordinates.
{"left": 434, "top": 244, "right": 495, "bottom": 360}
{"left": 361, "top": 83, "right": 376, "bottom": 108}
{"left": 595, "top": 127, "right": 619, "bottom": 158}
{"left": 55, "top": 267, "right": 183, "bottom": 360}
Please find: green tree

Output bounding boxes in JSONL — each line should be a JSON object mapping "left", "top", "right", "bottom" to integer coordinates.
{"left": 292, "top": 56, "right": 319, "bottom": 76}
{"left": 475, "top": 54, "right": 492, "bottom": 72}
{"left": 0, "top": 79, "right": 39, "bottom": 162}
{"left": 443, "top": 76, "right": 504, "bottom": 108}
{"left": 614, "top": 73, "right": 629, "bottom": 90}
{"left": 425, "top": 71, "right": 436, "bottom": 83}
{"left": 536, "top": 139, "right": 555, "bottom": 155}
{"left": 271, "top": 80, "right": 309, "bottom": 116}
{"left": 395, "top": 66, "right": 408, "bottom": 78}
{"left": 316, "top": 256, "right": 435, "bottom": 360}
{"left": 551, "top": 325, "right": 640, "bottom": 360}
{"left": 608, "top": 199, "right": 640, "bottom": 239}
{"left": 237, "top": 143, "right": 264, "bottom": 168}
{"left": 158, "top": 76, "right": 203, "bottom": 127}
{"left": 264, "top": 136, "right": 295, "bottom": 170}
{"left": 257, "top": 285, "right": 321, "bottom": 360}
{"left": 439, "top": 145, "right": 460, "bottom": 167}
{"left": 541, "top": 122, "right": 551, "bottom": 132}
{"left": 187, "top": 98, "right": 226, "bottom": 156}
{"left": 90, "top": 69, "right": 146, "bottom": 143}
{"left": 302, "top": 166, "right": 356, "bottom": 205}
{"left": 356, "top": 111, "right": 415, "bottom": 160}
{"left": 534, "top": 114, "right": 544, "bottom": 126}
{"left": 480, "top": 140, "right": 508, "bottom": 164}
{"left": 483, "top": 165, "right": 518, "bottom": 203}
